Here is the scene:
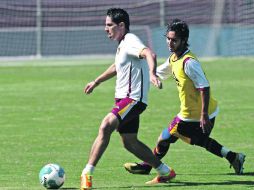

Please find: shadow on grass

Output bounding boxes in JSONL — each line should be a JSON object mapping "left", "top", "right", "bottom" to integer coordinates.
{"left": 226, "top": 172, "right": 254, "bottom": 176}
{"left": 90, "top": 180, "right": 254, "bottom": 189}
{"left": 60, "top": 173, "right": 254, "bottom": 189}
{"left": 60, "top": 185, "right": 167, "bottom": 189}
{"left": 165, "top": 172, "right": 254, "bottom": 176}
{"left": 243, "top": 172, "right": 254, "bottom": 176}
{"left": 172, "top": 180, "right": 254, "bottom": 186}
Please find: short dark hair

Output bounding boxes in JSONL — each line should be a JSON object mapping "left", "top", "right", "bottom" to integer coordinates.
{"left": 166, "top": 19, "right": 189, "bottom": 47}
{"left": 107, "top": 8, "right": 130, "bottom": 31}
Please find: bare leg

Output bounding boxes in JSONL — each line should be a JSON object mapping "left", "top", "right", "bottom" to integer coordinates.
{"left": 88, "top": 113, "right": 119, "bottom": 166}
{"left": 121, "top": 133, "right": 162, "bottom": 168}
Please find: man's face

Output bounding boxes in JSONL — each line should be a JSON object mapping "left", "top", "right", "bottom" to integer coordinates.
{"left": 166, "top": 31, "right": 184, "bottom": 53}
{"left": 105, "top": 16, "right": 122, "bottom": 41}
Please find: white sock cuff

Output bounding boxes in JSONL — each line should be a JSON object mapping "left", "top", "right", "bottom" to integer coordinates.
{"left": 82, "top": 164, "right": 95, "bottom": 175}
{"left": 156, "top": 163, "right": 170, "bottom": 175}
{"left": 221, "top": 147, "right": 230, "bottom": 157}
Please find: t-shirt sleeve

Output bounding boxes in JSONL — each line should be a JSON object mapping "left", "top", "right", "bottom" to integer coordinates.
{"left": 156, "top": 58, "right": 171, "bottom": 80}
{"left": 125, "top": 34, "right": 146, "bottom": 58}
{"left": 184, "top": 58, "right": 210, "bottom": 89}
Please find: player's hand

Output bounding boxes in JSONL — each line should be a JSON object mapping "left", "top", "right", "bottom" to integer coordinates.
{"left": 200, "top": 113, "right": 212, "bottom": 134}
{"left": 84, "top": 81, "right": 98, "bottom": 94}
{"left": 150, "top": 73, "right": 163, "bottom": 89}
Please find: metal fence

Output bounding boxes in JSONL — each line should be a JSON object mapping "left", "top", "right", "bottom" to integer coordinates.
{"left": 0, "top": 0, "right": 254, "bottom": 58}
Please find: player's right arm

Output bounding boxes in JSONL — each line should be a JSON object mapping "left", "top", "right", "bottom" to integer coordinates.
{"left": 84, "top": 63, "right": 116, "bottom": 94}
{"left": 140, "top": 48, "right": 162, "bottom": 89}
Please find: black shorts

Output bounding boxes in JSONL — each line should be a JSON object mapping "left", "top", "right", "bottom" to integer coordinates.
{"left": 111, "top": 98, "right": 147, "bottom": 134}
{"left": 167, "top": 116, "right": 215, "bottom": 144}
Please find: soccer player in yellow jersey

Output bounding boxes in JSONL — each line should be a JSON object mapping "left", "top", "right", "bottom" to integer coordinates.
{"left": 124, "top": 19, "right": 245, "bottom": 176}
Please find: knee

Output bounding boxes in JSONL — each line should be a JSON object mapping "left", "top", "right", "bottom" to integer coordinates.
{"left": 98, "top": 116, "right": 116, "bottom": 137}
{"left": 157, "top": 139, "right": 170, "bottom": 147}
{"left": 98, "top": 124, "right": 111, "bottom": 138}
{"left": 158, "top": 130, "right": 177, "bottom": 145}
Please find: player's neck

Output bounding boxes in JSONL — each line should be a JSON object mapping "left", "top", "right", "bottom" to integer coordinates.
{"left": 118, "top": 31, "right": 129, "bottom": 43}
{"left": 175, "top": 47, "right": 188, "bottom": 59}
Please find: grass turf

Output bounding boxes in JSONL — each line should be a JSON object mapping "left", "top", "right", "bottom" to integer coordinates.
{"left": 0, "top": 58, "right": 253, "bottom": 190}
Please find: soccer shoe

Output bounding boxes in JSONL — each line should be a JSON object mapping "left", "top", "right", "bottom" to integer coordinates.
{"left": 124, "top": 162, "right": 152, "bottom": 175}
{"left": 145, "top": 169, "right": 176, "bottom": 185}
{"left": 230, "top": 153, "right": 246, "bottom": 175}
{"left": 80, "top": 174, "right": 92, "bottom": 190}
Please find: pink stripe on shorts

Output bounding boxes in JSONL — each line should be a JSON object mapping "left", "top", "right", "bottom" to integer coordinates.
{"left": 111, "top": 97, "right": 137, "bottom": 120}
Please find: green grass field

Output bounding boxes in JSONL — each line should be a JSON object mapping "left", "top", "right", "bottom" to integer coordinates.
{"left": 0, "top": 58, "right": 253, "bottom": 190}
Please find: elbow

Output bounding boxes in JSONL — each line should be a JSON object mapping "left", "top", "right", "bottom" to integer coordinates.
{"left": 150, "top": 50, "right": 157, "bottom": 66}
{"left": 141, "top": 48, "right": 157, "bottom": 60}
{"left": 152, "top": 52, "right": 157, "bottom": 60}
{"left": 150, "top": 51, "right": 157, "bottom": 61}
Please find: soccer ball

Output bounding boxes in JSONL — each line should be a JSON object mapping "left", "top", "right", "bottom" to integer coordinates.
{"left": 39, "top": 163, "right": 65, "bottom": 189}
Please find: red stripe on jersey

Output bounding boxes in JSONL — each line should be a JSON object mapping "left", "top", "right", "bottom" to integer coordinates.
{"left": 127, "top": 62, "right": 132, "bottom": 97}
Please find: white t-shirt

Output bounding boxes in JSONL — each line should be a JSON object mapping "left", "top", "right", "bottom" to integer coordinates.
{"left": 114, "top": 33, "right": 150, "bottom": 104}
{"left": 156, "top": 51, "right": 209, "bottom": 88}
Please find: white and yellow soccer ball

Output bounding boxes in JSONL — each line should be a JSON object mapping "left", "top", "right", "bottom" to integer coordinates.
{"left": 39, "top": 163, "right": 65, "bottom": 189}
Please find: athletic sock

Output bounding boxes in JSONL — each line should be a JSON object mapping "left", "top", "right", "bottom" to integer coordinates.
{"left": 221, "top": 146, "right": 230, "bottom": 157}
{"left": 82, "top": 164, "right": 95, "bottom": 175}
{"left": 153, "top": 143, "right": 170, "bottom": 160}
{"left": 141, "top": 143, "right": 170, "bottom": 167}
{"left": 203, "top": 137, "right": 223, "bottom": 157}
{"left": 156, "top": 163, "right": 170, "bottom": 176}
{"left": 221, "top": 146, "right": 237, "bottom": 163}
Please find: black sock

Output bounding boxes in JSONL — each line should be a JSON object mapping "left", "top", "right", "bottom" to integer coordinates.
{"left": 153, "top": 142, "right": 170, "bottom": 160}
{"left": 200, "top": 137, "right": 223, "bottom": 158}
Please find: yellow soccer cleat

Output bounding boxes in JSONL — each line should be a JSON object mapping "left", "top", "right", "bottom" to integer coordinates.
{"left": 124, "top": 162, "right": 152, "bottom": 175}
{"left": 80, "top": 174, "right": 92, "bottom": 190}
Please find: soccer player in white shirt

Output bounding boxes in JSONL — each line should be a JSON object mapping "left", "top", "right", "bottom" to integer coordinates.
{"left": 80, "top": 8, "right": 175, "bottom": 190}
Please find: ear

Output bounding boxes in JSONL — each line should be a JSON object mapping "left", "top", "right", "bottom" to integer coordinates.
{"left": 181, "top": 38, "right": 187, "bottom": 45}
{"left": 119, "top": 22, "right": 125, "bottom": 28}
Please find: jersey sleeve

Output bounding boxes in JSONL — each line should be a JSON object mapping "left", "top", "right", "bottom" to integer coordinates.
{"left": 125, "top": 34, "right": 146, "bottom": 58}
{"left": 156, "top": 58, "right": 171, "bottom": 80}
{"left": 184, "top": 58, "right": 210, "bottom": 89}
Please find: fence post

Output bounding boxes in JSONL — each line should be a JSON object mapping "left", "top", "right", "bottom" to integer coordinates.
{"left": 36, "top": 0, "right": 42, "bottom": 58}
{"left": 160, "top": 0, "right": 165, "bottom": 27}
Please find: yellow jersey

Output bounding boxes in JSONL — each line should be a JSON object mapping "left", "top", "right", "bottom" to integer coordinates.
{"left": 169, "top": 50, "right": 218, "bottom": 120}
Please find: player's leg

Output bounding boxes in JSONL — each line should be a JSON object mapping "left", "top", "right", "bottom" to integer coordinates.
{"left": 184, "top": 118, "right": 246, "bottom": 175}
{"left": 194, "top": 135, "right": 245, "bottom": 174}
{"left": 153, "top": 117, "right": 180, "bottom": 159}
{"left": 121, "top": 133, "right": 165, "bottom": 170}
{"left": 87, "top": 113, "right": 118, "bottom": 166}
{"left": 81, "top": 112, "right": 119, "bottom": 189}
{"left": 124, "top": 116, "right": 179, "bottom": 175}
{"left": 121, "top": 133, "right": 176, "bottom": 184}
{"left": 118, "top": 99, "right": 175, "bottom": 184}
{"left": 196, "top": 136, "right": 245, "bottom": 174}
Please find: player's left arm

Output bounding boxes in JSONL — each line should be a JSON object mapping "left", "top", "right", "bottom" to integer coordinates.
{"left": 156, "top": 58, "right": 171, "bottom": 81}
{"left": 140, "top": 48, "right": 162, "bottom": 89}
{"left": 184, "top": 58, "right": 212, "bottom": 133}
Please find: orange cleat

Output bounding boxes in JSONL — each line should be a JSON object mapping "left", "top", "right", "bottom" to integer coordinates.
{"left": 80, "top": 174, "right": 92, "bottom": 190}
{"left": 146, "top": 169, "right": 176, "bottom": 185}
